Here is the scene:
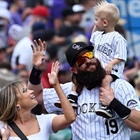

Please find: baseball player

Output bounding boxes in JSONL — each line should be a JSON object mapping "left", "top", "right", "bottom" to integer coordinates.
{"left": 55, "top": 0, "right": 128, "bottom": 118}
{"left": 28, "top": 39, "right": 140, "bottom": 140}
{"left": 90, "top": 1, "right": 127, "bottom": 118}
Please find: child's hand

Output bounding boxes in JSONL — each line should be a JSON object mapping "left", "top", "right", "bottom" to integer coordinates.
{"left": 105, "top": 64, "right": 113, "bottom": 74}
{"left": 92, "top": 24, "right": 97, "bottom": 33}
{"left": 48, "top": 61, "right": 60, "bottom": 86}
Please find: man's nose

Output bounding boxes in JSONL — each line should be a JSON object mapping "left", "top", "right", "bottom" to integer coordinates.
{"left": 84, "top": 57, "right": 91, "bottom": 63}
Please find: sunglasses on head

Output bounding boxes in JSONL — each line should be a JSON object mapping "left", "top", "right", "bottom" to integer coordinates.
{"left": 75, "top": 51, "right": 94, "bottom": 67}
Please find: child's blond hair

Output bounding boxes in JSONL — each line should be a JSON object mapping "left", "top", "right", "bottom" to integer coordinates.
{"left": 94, "top": 1, "right": 120, "bottom": 26}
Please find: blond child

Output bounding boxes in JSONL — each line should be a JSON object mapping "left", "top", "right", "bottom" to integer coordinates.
{"left": 90, "top": 1, "right": 127, "bottom": 118}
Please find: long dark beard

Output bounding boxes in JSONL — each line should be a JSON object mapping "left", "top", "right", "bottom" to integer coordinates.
{"left": 72, "top": 59, "right": 106, "bottom": 95}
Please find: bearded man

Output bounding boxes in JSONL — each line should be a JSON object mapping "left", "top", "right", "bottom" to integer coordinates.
{"left": 28, "top": 39, "right": 140, "bottom": 140}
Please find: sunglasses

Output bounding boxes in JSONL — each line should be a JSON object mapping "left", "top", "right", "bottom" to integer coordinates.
{"left": 75, "top": 51, "right": 94, "bottom": 67}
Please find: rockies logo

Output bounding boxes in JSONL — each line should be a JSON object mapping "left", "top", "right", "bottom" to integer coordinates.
{"left": 72, "top": 44, "right": 82, "bottom": 50}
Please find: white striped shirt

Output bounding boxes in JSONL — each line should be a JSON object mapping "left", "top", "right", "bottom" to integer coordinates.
{"left": 90, "top": 31, "right": 127, "bottom": 78}
{"left": 43, "top": 80, "right": 140, "bottom": 140}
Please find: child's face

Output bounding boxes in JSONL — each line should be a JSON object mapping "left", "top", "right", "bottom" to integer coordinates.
{"left": 94, "top": 12, "right": 105, "bottom": 31}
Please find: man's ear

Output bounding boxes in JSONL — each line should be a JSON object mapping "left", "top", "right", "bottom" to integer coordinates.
{"left": 71, "top": 67, "right": 77, "bottom": 74}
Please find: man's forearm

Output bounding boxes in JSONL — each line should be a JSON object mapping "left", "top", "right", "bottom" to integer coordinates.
{"left": 124, "top": 109, "right": 140, "bottom": 131}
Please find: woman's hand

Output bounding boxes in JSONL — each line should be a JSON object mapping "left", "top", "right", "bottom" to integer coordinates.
{"left": 48, "top": 61, "right": 60, "bottom": 86}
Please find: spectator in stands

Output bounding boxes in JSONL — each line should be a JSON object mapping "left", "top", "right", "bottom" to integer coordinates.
{"left": 7, "top": 24, "right": 23, "bottom": 60}
{"left": 57, "top": 4, "right": 85, "bottom": 40}
{"left": 17, "top": 68, "right": 29, "bottom": 85}
{"left": 9, "top": 0, "right": 25, "bottom": 26}
{"left": 0, "top": 8, "right": 11, "bottom": 49}
{"left": 11, "top": 21, "right": 47, "bottom": 74}
{"left": 46, "top": 0, "right": 67, "bottom": 30}
{"left": 58, "top": 62, "right": 71, "bottom": 84}
{"left": 0, "top": 62, "right": 18, "bottom": 88}
{"left": 23, "top": 5, "right": 50, "bottom": 27}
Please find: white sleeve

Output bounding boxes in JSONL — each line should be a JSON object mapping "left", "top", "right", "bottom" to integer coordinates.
{"left": 114, "top": 37, "right": 127, "bottom": 61}
{"left": 113, "top": 79, "right": 140, "bottom": 111}
{"left": 43, "top": 82, "right": 73, "bottom": 113}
